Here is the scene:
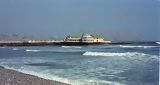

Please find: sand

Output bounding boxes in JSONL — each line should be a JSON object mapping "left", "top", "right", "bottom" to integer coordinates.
{"left": 0, "top": 66, "right": 69, "bottom": 85}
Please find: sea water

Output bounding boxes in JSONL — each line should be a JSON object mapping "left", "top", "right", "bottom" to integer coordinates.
{"left": 0, "top": 43, "right": 159, "bottom": 85}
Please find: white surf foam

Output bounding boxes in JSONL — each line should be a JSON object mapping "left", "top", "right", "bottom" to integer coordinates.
{"left": 26, "top": 49, "right": 41, "bottom": 52}
{"left": 83, "top": 51, "right": 137, "bottom": 57}
{"left": 83, "top": 51, "right": 158, "bottom": 59}
{"left": 119, "top": 45, "right": 160, "bottom": 48}
{"left": 25, "top": 49, "right": 84, "bottom": 53}
{"left": 13, "top": 48, "right": 18, "bottom": 50}
{"left": 61, "top": 46, "right": 82, "bottom": 48}
{"left": 156, "top": 42, "right": 160, "bottom": 44}
{"left": 1, "top": 65, "right": 124, "bottom": 85}
{"left": 0, "top": 47, "right": 6, "bottom": 48}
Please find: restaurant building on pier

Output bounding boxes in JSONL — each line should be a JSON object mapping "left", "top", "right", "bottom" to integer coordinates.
{"left": 64, "top": 34, "right": 111, "bottom": 43}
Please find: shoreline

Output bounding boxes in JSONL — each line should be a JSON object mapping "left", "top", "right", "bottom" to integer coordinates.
{"left": 0, "top": 66, "right": 69, "bottom": 85}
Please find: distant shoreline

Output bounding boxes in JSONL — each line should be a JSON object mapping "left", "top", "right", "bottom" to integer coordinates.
{"left": 0, "top": 66, "right": 69, "bottom": 85}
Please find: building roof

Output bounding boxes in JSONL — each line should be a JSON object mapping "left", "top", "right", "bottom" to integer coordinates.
{"left": 91, "top": 35, "right": 104, "bottom": 39}
{"left": 65, "top": 34, "right": 104, "bottom": 39}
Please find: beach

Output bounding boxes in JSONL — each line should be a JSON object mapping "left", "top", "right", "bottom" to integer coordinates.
{"left": 0, "top": 66, "right": 69, "bottom": 85}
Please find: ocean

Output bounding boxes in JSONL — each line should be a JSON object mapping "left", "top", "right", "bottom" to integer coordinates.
{"left": 0, "top": 43, "right": 159, "bottom": 85}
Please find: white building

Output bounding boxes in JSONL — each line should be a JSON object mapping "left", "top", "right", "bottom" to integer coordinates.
{"left": 64, "top": 35, "right": 81, "bottom": 42}
{"left": 64, "top": 34, "right": 110, "bottom": 43}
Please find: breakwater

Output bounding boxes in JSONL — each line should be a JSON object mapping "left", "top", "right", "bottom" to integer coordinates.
{"left": 0, "top": 41, "right": 108, "bottom": 46}
{"left": 0, "top": 41, "right": 157, "bottom": 46}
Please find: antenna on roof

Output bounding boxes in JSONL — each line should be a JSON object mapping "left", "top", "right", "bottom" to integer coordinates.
{"left": 81, "top": 33, "right": 85, "bottom": 38}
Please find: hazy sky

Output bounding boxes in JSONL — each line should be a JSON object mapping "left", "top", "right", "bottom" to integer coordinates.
{"left": 0, "top": 0, "right": 159, "bottom": 41}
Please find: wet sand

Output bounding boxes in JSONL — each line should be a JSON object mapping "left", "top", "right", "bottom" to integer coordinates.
{"left": 0, "top": 66, "right": 69, "bottom": 85}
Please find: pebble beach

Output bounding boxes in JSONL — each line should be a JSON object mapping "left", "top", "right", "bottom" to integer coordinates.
{"left": 0, "top": 66, "right": 69, "bottom": 85}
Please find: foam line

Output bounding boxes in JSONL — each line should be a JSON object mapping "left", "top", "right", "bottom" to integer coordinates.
{"left": 61, "top": 46, "right": 82, "bottom": 48}
{"left": 26, "top": 49, "right": 41, "bottom": 52}
{"left": 83, "top": 51, "right": 158, "bottom": 59}
{"left": 119, "top": 45, "right": 160, "bottom": 48}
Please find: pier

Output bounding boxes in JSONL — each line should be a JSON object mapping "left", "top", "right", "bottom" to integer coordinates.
{"left": 0, "top": 34, "right": 113, "bottom": 46}
{"left": 0, "top": 40, "right": 110, "bottom": 46}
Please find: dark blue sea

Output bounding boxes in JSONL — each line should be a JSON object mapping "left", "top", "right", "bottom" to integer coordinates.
{"left": 0, "top": 43, "right": 159, "bottom": 85}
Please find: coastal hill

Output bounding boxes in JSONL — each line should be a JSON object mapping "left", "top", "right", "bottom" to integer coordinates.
{"left": 0, "top": 34, "right": 33, "bottom": 41}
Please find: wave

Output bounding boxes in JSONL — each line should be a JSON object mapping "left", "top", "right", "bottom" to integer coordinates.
{"left": 25, "top": 49, "right": 85, "bottom": 54}
{"left": 61, "top": 46, "right": 82, "bottom": 48}
{"left": 83, "top": 51, "right": 158, "bottom": 59}
{"left": 1, "top": 65, "right": 124, "bottom": 85}
{"left": 156, "top": 42, "right": 160, "bottom": 44}
{"left": 0, "top": 64, "right": 124, "bottom": 85}
{"left": 119, "top": 45, "right": 160, "bottom": 48}
{"left": 83, "top": 51, "right": 135, "bottom": 57}
{"left": 0, "top": 47, "right": 6, "bottom": 48}
{"left": 12, "top": 48, "right": 19, "bottom": 50}
{"left": 26, "top": 49, "right": 41, "bottom": 52}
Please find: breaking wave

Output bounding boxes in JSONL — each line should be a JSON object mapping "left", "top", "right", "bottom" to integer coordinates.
{"left": 3, "top": 66, "right": 124, "bottom": 85}
{"left": 61, "top": 46, "right": 82, "bottom": 48}
{"left": 26, "top": 49, "right": 41, "bottom": 52}
{"left": 25, "top": 49, "right": 85, "bottom": 54}
{"left": 83, "top": 51, "right": 158, "bottom": 59}
{"left": 119, "top": 45, "right": 160, "bottom": 48}
{"left": 156, "top": 42, "right": 160, "bottom": 44}
{"left": 12, "top": 48, "right": 19, "bottom": 50}
{"left": 83, "top": 51, "right": 141, "bottom": 57}
{"left": 0, "top": 47, "right": 6, "bottom": 48}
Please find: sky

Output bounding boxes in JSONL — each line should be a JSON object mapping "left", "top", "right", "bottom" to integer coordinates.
{"left": 0, "top": 0, "right": 159, "bottom": 41}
